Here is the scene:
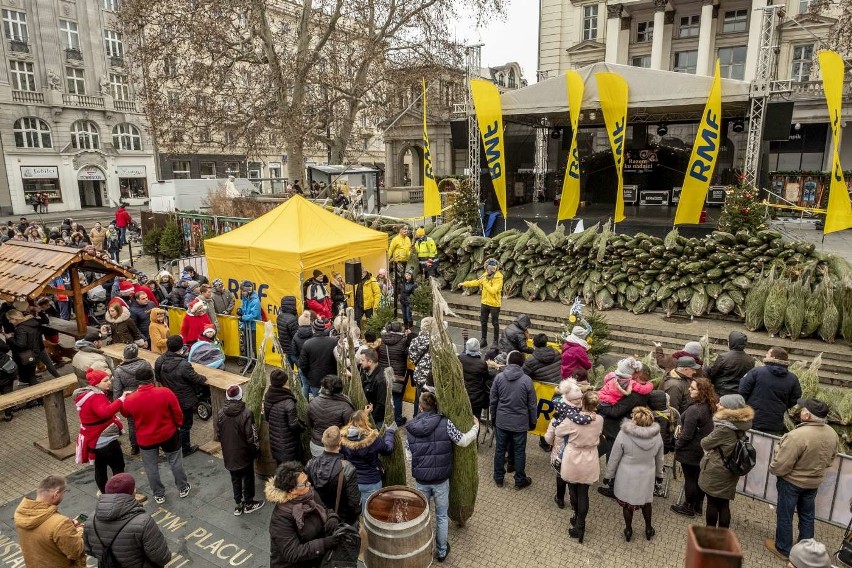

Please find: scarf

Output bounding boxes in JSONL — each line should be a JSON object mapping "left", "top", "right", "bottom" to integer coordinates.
{"left": 289, "top": 491, "right": 327, "bottom": 531}
{"left": 566, "top": 334, "right": 589, "bottom": 350}
{"left": 263, "top": 385, "right": 294, "bottom": 420}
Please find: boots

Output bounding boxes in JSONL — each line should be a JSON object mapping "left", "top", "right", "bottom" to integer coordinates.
{"left": 670, "top": 503, "right": 695, "bottom": 517}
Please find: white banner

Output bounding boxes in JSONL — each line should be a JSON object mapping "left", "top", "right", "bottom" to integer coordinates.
{"left": 20, "top": 166, "right": 58, "bottom": 179}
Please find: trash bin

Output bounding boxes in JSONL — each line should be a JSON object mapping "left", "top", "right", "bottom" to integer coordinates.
{"left": 685, "top": 525, "right": 743, "bottom": 568}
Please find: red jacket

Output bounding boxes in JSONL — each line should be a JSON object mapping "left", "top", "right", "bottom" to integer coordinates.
{"left": 74, "top": 388, "right": 123, "bottom": 464}
{"left": 180, "top": 312, "right": 211, "bottom": 346}
{"left": 561, "top": 341, "right": 592, "bottom": 379}
{"left": 115, "top": 207, "right": 132, "bottom": 228}
{"left": 133, "top": 284, "right": 159, "bottom": 307}
{"left": 121, "top": 384, "right": 183, "bottom": 447}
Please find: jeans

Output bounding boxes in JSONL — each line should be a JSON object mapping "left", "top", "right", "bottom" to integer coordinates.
{"left": 479, "top": 305, "right": 500, "bottom": 346}
{"left": 94, "top": 440, "right": 125, "bottom": 493}
{"left": 230, "top": 464, "right": 256, "bottom": 504}
{"left": 775, "top": 477, "right": 817, "bottom": 556}
{"left": 392, "top": 388, "right": 405, "bottom": 425}
{"left": 179, "top": 407, "right": 194, "bottom": 453}
{"left": 568, "top": 483, "right": 590, "bottom": 529}
{"left": 117, "top": 226, "right": 127, "bottom": 246}
{"left": 59, "top": 301, "right": 71, "bottom": 321}
{"left": 416, "top": 479, "right": 449, "bottom": 557}
{"left": 493, "top": 428, "right": 527, "bottom": 484}
{"left": 300, "top": 373, "right": 319, "bottom": 400}
{"left": 401, "top": 304, "right": 413, "bottom": 325}
{"left": 359, "top": 481, "right": 382, "bottom": 513}
{"left": 140, "top": 433, "right": 189, "bottom": 499}
{"left": 286, "top": 354, "right": 298, "bottom": 371}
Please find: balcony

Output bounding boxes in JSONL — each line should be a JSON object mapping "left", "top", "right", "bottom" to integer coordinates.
{"left": 62, "top": 93, "right": 105, "bottom": 108}
{"left": 782, "top": 79, "right": 852, "bottom": 99}
{"left": 110, "top": 56, "right": 124, "bottom": 67}
{"left": 8, "top": 39, "right": 29, "bottom": 53}
{"left": 12, "top": 91, "right": 44, "bottom": 104}
{"left": 113, "top": 99, "right": 137, "bottom": 112}
{"left": 65, "top": 48, "right": 83, "bottom": 62}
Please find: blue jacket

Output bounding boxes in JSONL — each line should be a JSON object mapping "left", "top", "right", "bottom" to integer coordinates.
{"left": 340, "top": 426, "right": 395, "bottom": 485}
{"left": 739, "top": 362, "right": 802, "bottom": 434}
{"left": 489, "top": 364, "right": 537, "bottom": 433}
{"left": 240, "top": 292, "right": 261, "bottom": 329}
{"left": 407, "top": 411, "right": 453, "bottom": 483}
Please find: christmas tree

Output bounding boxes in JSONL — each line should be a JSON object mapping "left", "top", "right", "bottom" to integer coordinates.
{"left": 451, "top": 178, "right": 481, "bottom": 233}
{"left": 717, "top": 175, "right": 767, "bottom": 234}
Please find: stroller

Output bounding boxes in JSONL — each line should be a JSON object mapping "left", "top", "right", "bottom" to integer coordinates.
{"left": 194, "top": 383, "right": 213, "bottom": 421}
{"left": 84, "top": 285, "right": 108, "bottom": 326}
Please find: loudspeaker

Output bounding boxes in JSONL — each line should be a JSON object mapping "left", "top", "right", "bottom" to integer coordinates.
{"left": 450, "top": 121, "right": 468, "bottom": 149}
{"left": 345, "top": 260, "right": 361, "bottom": 285}
{"left": 763, "top": 102, "right": 795, "bottom": 141}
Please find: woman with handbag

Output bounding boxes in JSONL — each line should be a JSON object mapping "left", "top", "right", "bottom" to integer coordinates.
{"left": 5, "top": 309, "right": 41, "bottom": 386}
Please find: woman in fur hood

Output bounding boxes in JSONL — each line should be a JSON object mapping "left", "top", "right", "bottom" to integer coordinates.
{"left": 698, "top": 394, "right": 755, "bottom": 528}
{"left": 104, "top": 303, "right": 145, "bottom": 347}
{"left": 339, "top": 410, "right": 396, "bottom": 510}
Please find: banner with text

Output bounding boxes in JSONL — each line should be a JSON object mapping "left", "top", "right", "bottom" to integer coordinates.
{"left": 422, "top": 79, "right": 441, "bottom": 218}
{"left": 595, "top": 73, "right": 628, "bottom": 223}
{"left": 819, "top": 50, "right": 852, "bottom": 234}
{"left": 558, "top": 71, "right": 585, "bottom": 222}
{"left": 470, "top": 79, "right": 507, "bottom": 218}
{"left": 675, "top": 60, "right": 722, "bottom": 225}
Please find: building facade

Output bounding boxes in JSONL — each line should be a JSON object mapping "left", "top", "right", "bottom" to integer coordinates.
{"left": 0, "top": 0, "right": 156, "bottom": 215}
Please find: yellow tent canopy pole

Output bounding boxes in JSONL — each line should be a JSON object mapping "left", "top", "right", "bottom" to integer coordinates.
{"left": 761, "top": 200, "right": 826, "bottom": 214}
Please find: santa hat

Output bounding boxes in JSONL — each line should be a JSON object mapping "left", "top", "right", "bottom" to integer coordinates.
{"left": 201, "top": 324, "right": 216, "bottom": 338}
{"left": 86, "top": 368, "right": 109, "bottom": 386}
{"left": 118, "top": 281, "right": 135, "bottom": 294}
{"left": 187, "top": 298, "right": 206, "bottom": 315}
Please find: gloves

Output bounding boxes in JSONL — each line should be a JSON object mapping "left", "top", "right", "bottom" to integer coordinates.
{"left": 323, "top": 517, "right": 339, "bottom": 534}
{"left": 332, "top": 525, "right": 350, "bottom": 539}
{"left": 236, "top": 308, "right": 243, "bottom": 317}
{"left": 386, "top": 422, "right": 398, "bottom": 434}
{"left": 322, "top": 535, "right": 339, "bottom": 549}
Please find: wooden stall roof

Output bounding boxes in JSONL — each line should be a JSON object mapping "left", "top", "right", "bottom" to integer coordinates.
{"left": 0, "top": 241, "right": 133, "bottom": 302}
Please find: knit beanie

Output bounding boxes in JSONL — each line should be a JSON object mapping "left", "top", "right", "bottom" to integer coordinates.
{"left": 465, "top": 338, "right": 481, "bottom": 355}
{"left": 270, "top": 369, "right": 287, "bottom": 387}
{"left": 788, "top": 539, "right": 831, "bottom": 568}
{"left": 123, "top": 343, "right": 138, "bottom": 360}
{"left": 167, "top": 335, "right": 184, "bottom": 352}
{"left": 571, "top": 325, "right": 589, "bottom": 339}
{"left": 104, "top": 473, "right": 136, "bottom": 496}
{"left": 298, "top": 311, "right": 312, "bottom": 326}
{"left": 312, "top": 318, "right": 329, "bottom": 333}
{"left": 684, "top": 341, "right": 702, "bottom": 357}
{"left": 226, "top": 385, "right": 242, "bottom": 400}
{"left": 719, "top": 394, "right": 747, "bottom": 410}
{"left": 86, "top": 368, "right": 109, "bottom": 386}
{"left": 648, "top": 390, "right": 668, "bottom": 411}
{"left": 615, "top": 357, "right": 640, "bottom": 378}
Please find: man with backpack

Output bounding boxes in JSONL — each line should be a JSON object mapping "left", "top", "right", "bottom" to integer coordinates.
{"left": 83, "top": 473, "right": 171, "bottom": 568}
{"left": 305, "top": 426, "right": 361, "bottom": 526}
{"left": 765, "top": 398, "right": 839, "bottom": 561}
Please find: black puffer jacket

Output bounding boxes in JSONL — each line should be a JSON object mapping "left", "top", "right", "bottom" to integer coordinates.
{"left": 292, "top": 325, "right": 314, "bottom": 359}
{"left": 264, "top": 386, "right": 304, "bottom": 464}
{"left": 215, "top": 399, "right": 258, "bottom": 471}
{"left": 305, "top": 452, "right": 360, "bottom": 525}
{"left": 675, "top": 401, "right": 714, "bottom": 466}
{"left": 382, "top": 331, "right": 410, "bottom": 377}
{"left": 360, "top": 365, "right": 386, "bottom": 425}
{"left": 459, "top": 353, "right": 490, "bottom": 410}
{"left": 307, "top": 392, "right": 355, "bottom": 445}
{"left": 154, "top": 351, "right": 208, "bottom": 409}
{"left": 299, "top": 336, "right": 339, "bottom": 389}
{"left": 276, "top": 297, "right": 299, "bottom": 356}
{"left": 9, "top": 317, "right": 42, "bottom": 359}
{"left": 497, "top": 314, "right": 533, "bottom": 354}
{"left": 522, "top": 346, "right": 561, "bottom": 384}
{"left": 83, "top": 493, "right": 171, "bottom": 568}
{"left": 708, "top": 331, "right": 755, "bottom": 397}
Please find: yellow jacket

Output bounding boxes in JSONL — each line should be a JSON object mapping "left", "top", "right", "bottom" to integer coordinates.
{"left": 14, "top": 498, "right": 86, "bottom": 568}
{"left": 414, "top": 237, "right": 438, "bottom": 259}
{"left": 388, "top": 234, "right": 411, "bottom": 263}
{"left": 361, "top": 277, "right": 382, "bottom": 310}
{"left": 460, "top": 271, "right": 503, "bottom": 308}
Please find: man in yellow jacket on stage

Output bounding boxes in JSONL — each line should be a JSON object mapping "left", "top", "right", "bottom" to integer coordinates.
{"left": 387, "top": 225, "right": 411, "bottom": 265}
{"left": 413, "top": 227, "right": 438, "bottom": 279}
{"left": 458, "top": 258, "right": 504, "bottom": 347}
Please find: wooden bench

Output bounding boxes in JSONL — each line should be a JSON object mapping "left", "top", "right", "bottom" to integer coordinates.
{"left": 0, "top": 374, "right": 79, "bottom": 460}
{"left": 44, "top": 317, "right": 99, "bottom": 341}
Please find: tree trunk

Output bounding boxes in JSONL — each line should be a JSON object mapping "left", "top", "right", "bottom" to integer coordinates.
{"left": 286, "top": 144, "right": 305, "bottom": 183}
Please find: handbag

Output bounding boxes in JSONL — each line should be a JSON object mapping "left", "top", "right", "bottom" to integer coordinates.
{"left": 17, "top": 350, "right": 35, "bottom": 366}
{"left": 0, "top": 353, "right": 17, "bottom": 375}
{"left": 837, "top": 515, "right": 852, "bottom": 567}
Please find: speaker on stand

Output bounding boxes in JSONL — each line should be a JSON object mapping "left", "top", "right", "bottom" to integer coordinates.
{"left": 345, "top": 260, "right": 362, "bottom": 285}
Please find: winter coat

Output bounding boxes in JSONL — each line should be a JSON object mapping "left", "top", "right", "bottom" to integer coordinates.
{"left": 407, "top": 411, "right": 454, "bottom": 483}
{"left": 357, "top": 274, "right": 381, "bottom": 311}
{"left": 8, "top": 317, "right": 42, "bottom": 363}
{"left": 212, "top": 288, "right": 235, "bottom": 315}
{"left": 266, "top": 484, "right": 338, "bottom": 568}
{"left": 115, "top": 207, "right": 132, "bottom": 228}
{"left": 382, "top": 331, "right": 410, "bottom": 377}
{"left": 307, "top": 393, "right": 355, "bottom": 445}
{"left": 292, "top": 325, "right": 314, "bottom": 359}
{"left": 360, "top": 365, "right": 387, "bottom": 425}
{"left": 561, "top": 340, "right": 591, "bottom": 379}
{"left": 459, "top": 270, "right": 503, "bottom": 308}
{"left": 459, "top": 352, "right": 490, "bottom": 411}
{"left": 605, "top": 420, "right": 664, "bottom": 506}
{"left": 522, "top": 346, "right": 562, "bottom": 384}
{"left": 89, "top": 227, "right": 106, "bottom": 250}
{"left": 299, "top": 336, "right": 339, "bottom": 389}
{"left": 330, "top": 283, "right": 348, "bottom": 316}
{"left": 83, "top": 493, "right": 171, "bottom": 568}
{"left": 112, "top": 357, "right": 151, "bottom": 399}
{"left": 545, "top": 412, "right": 603, "bottom": 484}
{"left": 180, "top": 312, "right": 212, "bottom": 346}
{"left": 598, "top": 392, "right": 651, "bottom": 443}
{"left": 662, "top": 369, "right": 694, "bottom": 414}
{"left": 148, "top": 308, "right": 169, "bottom": 354}
{"left": 489, "top": 364, "right": 537, "bottom": 433}
{"left": 387, "top": 233, "right": 411, "bottom": 263}
{"left": 73, "top": 386, "right": 123, "bottom": 463}
{"left": 399, "top": 279, "right": 416, "bottom": 307}
{"left": 240, "top": 292, "right": 261, "bottom": 330}
{"left": 121, "top": 384, "right": 183, "bottom": 447}
{"left": 769, "top": 421, "right": 839, "bottom": 489}
{"left": 167, "top": 285, "right": 187, "bottom": 308}
{"left": 215, "top": 399, "right": 259, "bottom": 472}
{"left": 105, "top": 307, "right": 143, "bottom": 344}
{"left": 675, "top": 401, "right": 715, "bottom": 466}
{"left": 264, "top": 386, "right": 304, "bottom": 464}
{"left": 305, "top": 452, "right": 361, "bottom": 525}
{"left": 71, "top": 341, "right": 112, "bottom": 386}
{"left": 129, "top": 300, "right": 153, "bottom": 340}
{"left": 276, "top": 297, "right": 300, "bottom": 356}
{"left": 708, "top": 331, "right": 755, "bottom": 397}
{"left": 497, "top": 314, "right": 533, "bottom": 354}
{"left": 654, "top": 347, "right": 705, "bottom": 377}
{"left": 14, "top": 497, "right": 86, "bottom": 567}
{"left": 739, "top": 362, "right": 802, "bottom": 434}
{"left": 340, "top": 426, "right": 395, "bottom": 485}
{"left": 154, "top": 351, "right": 208, "bottom": 409}
{"left": 408, "top": 330, "right": 433, "bottom": 387}
{"left": 698, "top": 406, "right": 755, "bottom": 500}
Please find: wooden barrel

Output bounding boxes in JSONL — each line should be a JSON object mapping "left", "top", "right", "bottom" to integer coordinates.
{"left": 363, "top": 486, "right": 433, "bottom": 568}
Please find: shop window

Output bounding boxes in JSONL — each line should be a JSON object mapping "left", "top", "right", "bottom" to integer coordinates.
{"left": 199, "top": 162, "right": 216, "bottom": 179}
{"left": 71, "top": 120, "right": 100, "bottom": 149}
{"left": 119, "top": 178, "right": 147, "bottom": 199}
{"left": 172, "top": 160, "right": 191, "bottom": 179}
{"left": 679, "top": 15, "right": 700, "bottom": 38}
{"left": 718, "top": 46, "right": 746, "bottom": 79}
{"left": 22, "top": 167, "right": 62, "bottom": 205}
{"left": 14, "top": 117, "right": 52, "bottom": 148}
{"left": 112, "top": 123, "right": 142, "bottom": 150}
{"left": 722, "top": 9, "right": 748, "bottom": 33}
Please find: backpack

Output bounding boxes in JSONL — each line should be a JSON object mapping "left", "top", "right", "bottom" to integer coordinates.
{"left": 93, "top": 514, "right": 139, "bottom": 568}
{"left": 718, "top": 432, "right": 757, "bottom": 476}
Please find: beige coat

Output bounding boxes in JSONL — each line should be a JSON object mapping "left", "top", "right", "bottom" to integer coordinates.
{"left": 14, "top": 498, "right": 86, "bottom": 567}
{"left": 89, "top": 227, "right": 106, "bottom": 250}
{"left": 769, "top": 421, "right": 838, "bottom": 489}
{"left": 545, "top": 412, "right": 603, "bottom": 485}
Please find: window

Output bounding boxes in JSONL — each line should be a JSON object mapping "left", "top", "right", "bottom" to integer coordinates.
{"left": 112, "top": 123, "right": 141, "bottom": 150}
{"left": 9, "top": 60, "right": 35, "bottom": 91}
{"left": 224, "top": 130, "right": 235, "bottom": 146}
{"left": 673, "top": 50, "right": 698, "bottom": 74}
{"left": 104, "top": 30, "right": 123, "bottom": 57}
{"left": 2, "top": 10, "right": 28, "bottom": 43}
{"left": 583, "top": 5, "right": 598, "bottom": 40}
{"left": 59, "top": 20, "right": 79, "bottom": 50}
{"left": 508, "top": 69, "right": 517, "bottom": 88}
{"left": 679, "top": 15, "right": 700, "bottom": 38}
{"left": 66, "top": 67, "right": 85, "bottom": 94}
{"left": 172, "top": 160, "right": 191, "bottom": 180}
{"left": 199, "top": 127, "right": 211, "bottom": 144}
{"left": 791, "top": 44, "right": 813, "bottom": 81}
{"left": 71, "top": 120, "right": 100, "bottom": 149}
{"left": 496, "top": 72, "right": 504, "bottom": 87}
{"left": 718, "top": 46, "right": 747, "bottom": 79}
{"left": 798, "top": 0, "right": 811, "bottom": 13}
{"left": 722, "top": 10, "right": 748, "bottom": 33}
{"left": 109, "top": 73, "right": 129, "bottom": 100}
{"left": 199, "top": 162, "right": 216, "bottom": 178}
{"left": 636, "top": 21, "right": 653, "bottom": 43}
{"left": 103, "top": 0, "right": 120, "bottom": 11}
{"left": 13, "top": 117, "right": 52, "bottom": 148}
{"left": 224, "top": 161, "right": 239, "bottom": 176}
{"left": 631, "top": 55, "right": 651, "bottom": 68}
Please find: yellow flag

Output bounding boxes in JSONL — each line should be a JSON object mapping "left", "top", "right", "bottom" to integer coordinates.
{"left": 470, "top": 79, "right": 507, "bottom": 218}
{"left": 422, "top": 79, "right": 441, "bottom": 218}
{"left": 819, "top": 51, "right": 852, "bottom": 234}
{"left": 558, "top": 71, "right": 584, "bottom": 221}
{"left": 675, "top": 61, "right": 723, "bottom": 225}
{"left": 595, "top": 73, "right": 628, "bottom": 223}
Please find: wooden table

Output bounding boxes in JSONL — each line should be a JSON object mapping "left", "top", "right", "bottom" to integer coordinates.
{"left": 44, "top": 317, "right": 99, "bottom": 341}
{"left": 0, "top": 374, "right": 78, "bottom": 459}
